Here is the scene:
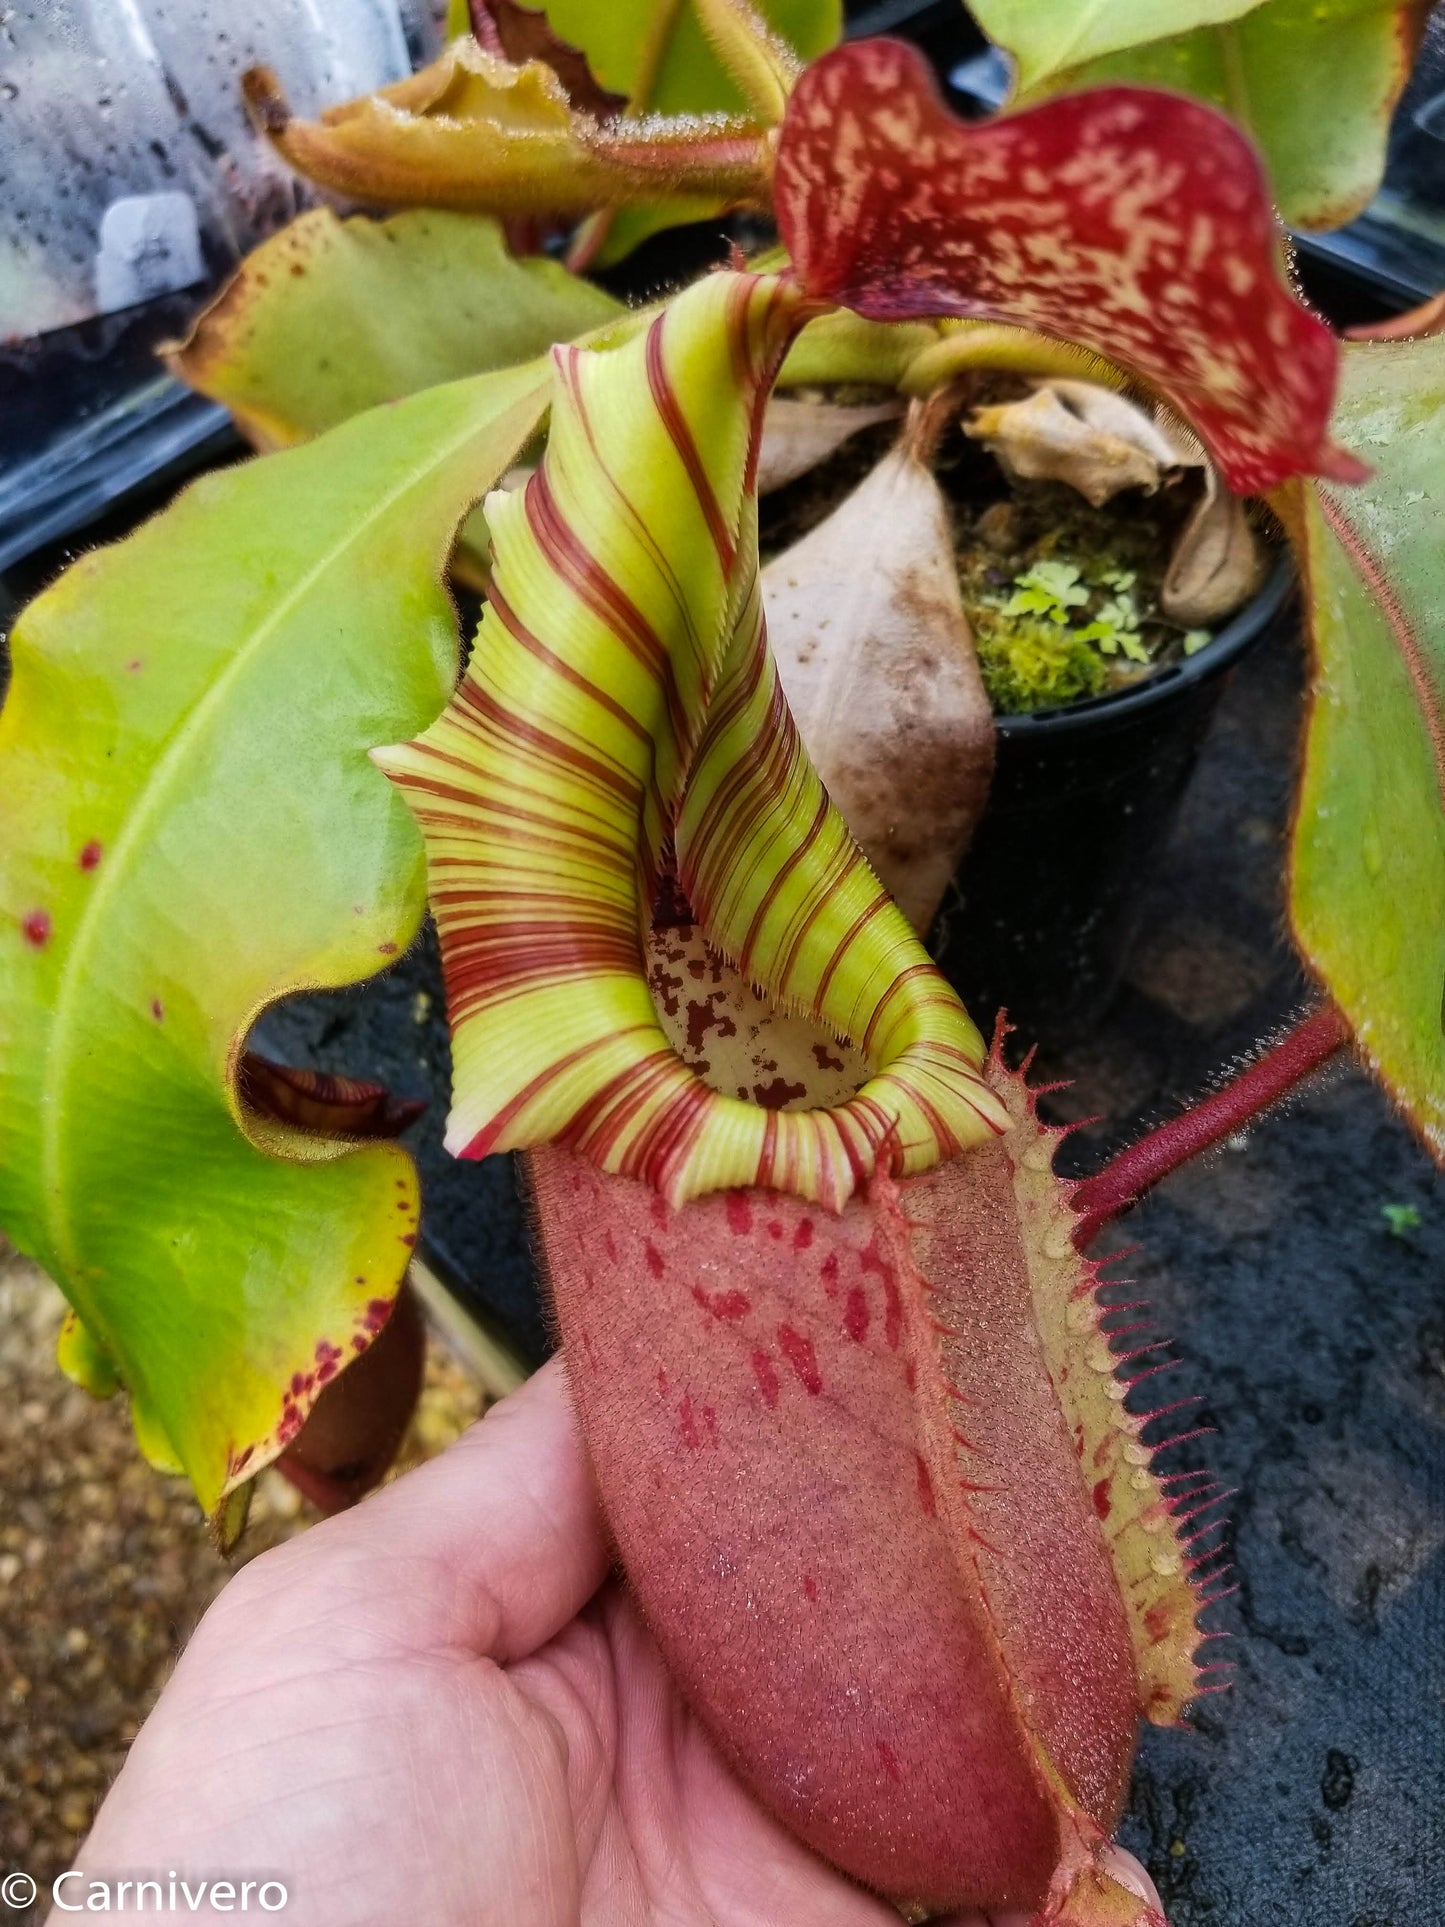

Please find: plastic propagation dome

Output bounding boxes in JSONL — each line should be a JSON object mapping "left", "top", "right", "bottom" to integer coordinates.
{"left": 0, "top": 0, "right": 440, "bottom": 343}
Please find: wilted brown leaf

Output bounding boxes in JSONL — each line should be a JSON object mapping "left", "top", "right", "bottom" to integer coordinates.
{"left": 755, "top": 395, "right": 901, "bottom": 495}
{"left": 1161, "top": 469, "right": 1267, "bottom": 626}
{"left": 765, "top": 419, "right": 995, "bottom": 933}
{"left": 965, "top": 380, "right": 1193, "bottom": 508}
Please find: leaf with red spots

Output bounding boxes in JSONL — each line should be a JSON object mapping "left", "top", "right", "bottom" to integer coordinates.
{"left": 279, "top": 1281, "right": 427, "bottom": 1512}
{"left": 166, "top": 208, "right": 622, "bottom": 456}
{"left": 0, "top": 360, "right": 551, "bottom": 1530}
{"left": 774, "top": 37, "right": 1363, "bottom": 494}
{"left": 533, "top": 934, "right": 1207, "bottom": 1919}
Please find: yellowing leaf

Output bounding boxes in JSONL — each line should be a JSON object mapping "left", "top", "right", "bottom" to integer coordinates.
{"left": 245, "top": 42, "right": 770, "bottom": 219}
{"left": 166, "top": 207, "right": 622, "bottom": 451}
{"left": 0, "top": 361, "right": 552, "bottom": 1523}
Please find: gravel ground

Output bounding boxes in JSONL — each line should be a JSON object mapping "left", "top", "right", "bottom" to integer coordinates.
{"left": 0, "top": 1242, "right": 487, "bottom": 1906}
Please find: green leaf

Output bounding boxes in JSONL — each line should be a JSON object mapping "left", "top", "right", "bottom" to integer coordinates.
{"left": 776, "top": 308, "right": 940, "bottom": 390}
{"left": 0, "top": 361, "right": 552, "bottom": 1523}
{"left": 1023, "top": 560, "right": 1088, "bottom": 603}
{"left": 968, "top": 0, "right": 1261, "bottom": 91}
{"left": 167, "top": 207, "right": 621, "bottom": 451}
{"left": 974, "top": 0, "right": 1429, "bottom": 231}
{"left": 564, "top": 0, "right": 840, "bottom": 264}
{"left": 1288, "top": 334, "right": 1445, "bottom": 1163}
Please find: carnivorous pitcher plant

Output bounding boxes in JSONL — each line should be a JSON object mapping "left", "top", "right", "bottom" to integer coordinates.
{"left": 2, "top": 3, "right": 1442, "bottom": 1919}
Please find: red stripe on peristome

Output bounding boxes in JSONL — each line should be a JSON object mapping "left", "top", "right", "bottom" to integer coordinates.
{"left": 774, "top": 831, "right": 868, "bottom": 997}
{"left": 897, "top": 1075, "right": 960, "bottom": 1162}
{"left": 736, "top": 278, "right": 796, "bottom": 499}
{"left": 682, "top": 712, "right": 798, "bottom": 929}
{"left": 457, "top": 1025, "right": 658, "bottom": 1160}
{"left": 737, "top": 789, "right": 831, "bottom": 981}
{"left": 565, "top": 1047, "right": 680, "bottom": 1149}
{"left": 457, "top": 682, "right": 644, "bottom": 810}
{"left": 525, "top": 467, "right": 696, "bottom": 787}
{"left": 645, "top": 312, "right": 737, "bottom": 578}
{"left": 757, "top": 1105, "right": 780, "bottom": 1191}
{"left": 556, "top": 345, "right": 712, "bottom": 679}
{"left": 678, "top": 641, "right": 796, "bottom": 903}
{"left": 633, "top": 1074, "right": 717, "bottom": 1193}
{"left": 862, "top": 963, "right": 945, "bottom": 1059}
{"left": 444, "top": 928, "right": 640, "bottom": 994}
{"left": 814, "top": 895, "right": 890, "bottom": 1011}
{"left": 416, "top": 778, "right": 633, "bottom": 850}
{"left": 567, "top": 1052, "right": 701, "bottom": 1171}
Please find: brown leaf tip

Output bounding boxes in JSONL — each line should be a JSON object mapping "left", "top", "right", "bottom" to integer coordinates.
{"left": 241, "top": 65, "right": 291, "bottom": 139}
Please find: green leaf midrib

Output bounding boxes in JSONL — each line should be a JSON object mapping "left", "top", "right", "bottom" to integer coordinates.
{"left": 36, "top": 408, "right": 499, "bottom": 1287}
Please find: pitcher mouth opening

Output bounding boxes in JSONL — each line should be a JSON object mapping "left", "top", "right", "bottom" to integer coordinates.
{"left": 644, "top": 918, "right": 868, "bottom": 1113}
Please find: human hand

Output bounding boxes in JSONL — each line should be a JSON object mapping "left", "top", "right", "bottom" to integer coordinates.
{"left": 67, "top": 1360, "right": 1162, "bottom": 1926}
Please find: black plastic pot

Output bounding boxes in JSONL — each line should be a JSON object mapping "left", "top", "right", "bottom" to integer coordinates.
{"left": 934, "top": 556, "right": 1296, "bottom": 1047}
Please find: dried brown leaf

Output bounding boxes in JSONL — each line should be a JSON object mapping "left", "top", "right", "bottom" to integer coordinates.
{"left": 965, "top": 380, "right": 1191, "bottom": 508}
{"left": 1161, "top": 468, "right": 1267, "bottom": 626}
{"left": 764, "top": 434, "right": 995, "bottom": 933}
{"left": 755, "top": 396, "right": 901, "bottom": 495}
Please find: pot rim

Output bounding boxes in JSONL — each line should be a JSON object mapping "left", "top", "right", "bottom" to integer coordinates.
{"left": 993, "top": 551, "right": 1294, "bottom": 738}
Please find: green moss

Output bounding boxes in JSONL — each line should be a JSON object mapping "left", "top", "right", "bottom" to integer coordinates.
{"left": 972, "top": 605, "right": 1107, "bottom": 711}
{"left": 953, "top": 482, "right": 1221, "bottom": 715}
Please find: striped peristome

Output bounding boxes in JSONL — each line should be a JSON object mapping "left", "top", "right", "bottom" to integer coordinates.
{"left": 376, "top": 270, "right": 1009, "bottom": 1209}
